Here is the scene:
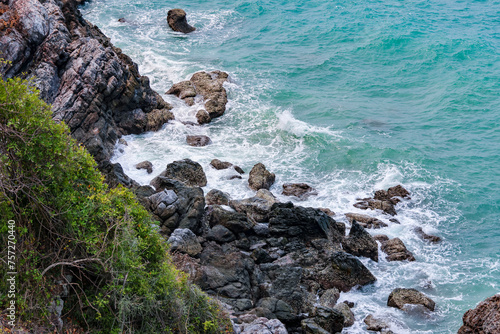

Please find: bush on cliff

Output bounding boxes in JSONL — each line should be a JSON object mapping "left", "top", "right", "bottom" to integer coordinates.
{"left": 0, "top": 77, "right": 232, "bottom": 333}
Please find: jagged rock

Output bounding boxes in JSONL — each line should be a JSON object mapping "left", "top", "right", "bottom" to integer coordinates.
{"left": 237, "top": 317, "right": 288, "bottom": 334}
{"left": 256, "top": 298, "right": 296, "bottom": 322}
{"left": 374, "top": 185, "right": 410, "bottom": 204}
{"left": 414, "top": 227, "right": 441, "bottom": 243}
{"left": 364, "top": 315, "right": 389, "bottom": 331}
{"left": 151, "top": 159, "right": 207, "bottom": 188}
{"left": 210, "top": 159, "right": 244, "bottom": 174}
{"left": 186, "top": 135, "right": 212, "bottom": 147}
{"left": 230, "top": 189, "right": 278, "bottom": 223}
{"left": 311, "top": 306, "right": 344, "bottom": 333}
{"left": 205, "top": 189, "right": 230, "bottom": 206}
{"left": 148, "top": 189, "right": 178, "bottom": 219}
{"left": 379, "top": 237, "right": 415, "bottom": 262}
{"left": 195, "top": 109, "right": 211, "bottom": 124}
{"left": 316, "top": 252, "right": 376, "bottom": 292}
{"left": 319, "top": 288, "right": 340, "bottom": 309}
{"left": 345, "top": 213, "right": 388, "bottom": 229}
{"left": 387, "top": 288, "right": 435, "bottom": 311}
{"left": 118, "top": 17, "right": 126, "bottom": 23}
{"left": 333, "top": 303, "right": 354, "bottom": 327}
{"left": 282, "top": 183, "right": 317, "bottom": 200}
{"left": 206, "top": 205, "right": 254, "bottom": 233}
{"left": 458, "top": 294, "right": 500, "bottom": 334}
{"left": 353, "top": 185, "right": 410, "bottom": 216}
{"left": 301, "top": 319, "right": 330, "bottom": 334}
{"left": 318, "top": 208, "right": 335, "bottom": 217}
{"left": 167, "top": 8, "right": 196, "bottom": 33}
{"left": 135, "top": 160, "right": 153, "bottom": 174}
{"left": 206, "top": 225, "right": 235, "bottom": 243}
{"left": 354, "top": 199, "right": 396, "bottom": 216}
{"left": 252, "top": 248, "right": 274, "bottom": 264}
{"left": 248, "top": 163, "right": 275, "bottom": 191}
{"left": 342, "top": 221, "right": 378, "bottom": 262}
{"left": 168, "top": 228, "right": 202, "bottom": 256}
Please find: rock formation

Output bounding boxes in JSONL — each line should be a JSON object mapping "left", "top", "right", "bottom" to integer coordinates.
{"left": 167, "top": 8, "right": 196, "bottom": 33}
{"left": 458, "top": 294, "right": 500, "bottom": 334}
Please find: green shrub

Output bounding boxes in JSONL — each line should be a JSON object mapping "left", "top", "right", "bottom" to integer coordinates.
{"left": 0, "top": 77, "right": 232, "bottom": 333}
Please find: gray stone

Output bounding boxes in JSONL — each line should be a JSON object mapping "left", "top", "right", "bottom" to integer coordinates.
{"left": 387, "top": 288, "right": 435, "bottom": 312}
{"left": 206, "top": 225, "right": 236, "bottom": 243}
{"left": 167, "top": 228, "right": 202, "bottom": 256}
{"left": 135, "top": 160, "right": 153, "bottom": 174}
{"left": 333, "top": 303, "right": 354, "bottom": 327}
{"left": 167, "top": 8, "right": 196, "bottom": 33}
{"left": 342, "top": 220, "right": 379, "bottom": 262}
{"left": 186, "top": 135, "right": 212, "bottom": 147}
{"left": 205, "top": 189, "right": 230, "bottom": 206}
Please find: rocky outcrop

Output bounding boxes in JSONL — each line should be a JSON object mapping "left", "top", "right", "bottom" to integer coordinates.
{"left": 414, "top": 227, "right": 441, "bottom": 243}
{"left": 342, "top": 221, "right": 378, "bottom": 262}
{"left": 345, "top": 213, "right": 388, "bottom": 229}
{"left": 205, "top": 189, "right": 230, "bottom": 206}
{"left": 151, "top": 159, "right": 207, "bottom": 188}
{"left": 364, "top": 315, "right": 389, "bottom": 332}
{"left": 354, "top": 185, "right": 410, "bottom": 216}
{"left": 235, "top": 317, "right": 288, "bottom": 334}
{"left": 229, "top": 189, "right": 278, "bottom": 223}
{"left": 333, "top": 303, "right": 354, "bottom": 327}
{"left": 167, "top": 8, "right": 195, "bottom": 33}
{"left": 375, "top": 235, "right": 415, "bottom": 262}
{"left": 210, "top": 159, "right": 244, "bottom": 174}
{"left": 387, "top": 288, "right": 435, "bottom": 311}
{"left": 167, "top": 71, "right": 229, "bottom": 122}
{"left": 248, "top": 163, "right": 275, "bottom": 191}
{"left": 135, "top": 160, "right": 153, "bottom": 174}
{"left": 186, "top": 135, "right": 212, "bottom": 147}
{"left": 0, "top": 0, "right": 172, "bottom": 175}
{"left": 458, "top": 294, "right": 500, "bottom": 334}
{"left": 167, "top": 228, "right": 202, "bottom": 256}
{"left": 282, "top": 183, "right": 317, "bottom": 200}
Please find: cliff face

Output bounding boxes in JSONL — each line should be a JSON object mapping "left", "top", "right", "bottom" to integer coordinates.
{"left": 0, "top": 0, "right": 172, "bottom": 171}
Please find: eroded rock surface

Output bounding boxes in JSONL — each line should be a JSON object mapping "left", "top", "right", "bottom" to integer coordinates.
{"left": 167, "top": 8, "right": 195, "bottom": 33}
{"left": 387, "top": 288, "right": 435, "bottom": 312}
{"left": 248, "top": 163, "right": 275, "bottom": 191}
{"left": 458, "top": 294, "right": 500, "bottom": 334}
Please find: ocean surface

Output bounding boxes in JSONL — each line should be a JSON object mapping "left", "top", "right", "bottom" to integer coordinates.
{"left": 82, "top": 1, "right": 500, "bottom": 332}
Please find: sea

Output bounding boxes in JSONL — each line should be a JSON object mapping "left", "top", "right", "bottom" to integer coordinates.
{"left": 82, "top": 0, "right": 500, "bottom": 332}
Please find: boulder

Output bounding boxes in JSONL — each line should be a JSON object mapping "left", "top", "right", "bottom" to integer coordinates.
{"left": 333, "top": 303, "right": 354, "bottom": 327}
{"left": 380, "top": 237, "right": 415, "bottom": 262}
{"left": 248, "top": 163, "right": 275, "bottom": 191}
{"left": 135, "top": 160, "right": 153, "bottom": 174}
{"left": 353, "top": 185, "right": 410, "bottom": 216}
{"left": 282, "top": 183, "right": 317, "bottom": 200}
{"left": 364, "top": 314, "right": 389, "bottom": 331}
{"left": 167, "top": 228, "right": 202, "bottom": 256}
{"left": 206, "top": 225, "right": 235, "bottom": 243}
{"left": 256, "top": 298, "right": 296, "bottom": 322}
{"left": 206, "top": 205, "right": 254, "bottom": 233}
{"left": 458, "top": 294, "right": 500, "bottom": 334}
{"left": 319, "top": 288, "right": 340, "bottom": 309}
{"left": 387, "top": 288, "right": 435, "bottom": 311}
{"left": 318, "top": 208, "right": 335, "bottom": 217}
{"left": 354, "top": 199, "right": 396, "bottom": 216}
{"left": 342, "top": 221, "right": 378, "bottom": 262}
{"left": 301, "top": 319, "right": 330, "bottom": 334}
{"left": 374, "top": 184, "right": 410, "bottom": 204}
{"left": 195, "top": 109, "right": 211, "bottom": 124}
{"left": 151, "top": 159, "right": 207, "bottom": 187}
{"left": 237, "top": 317, "right": 288, "bottom": 334}
{"left": 210, "top": 158, "right": 244, "bottom": 174}
{"left": 186, "top": 135, "right": 212, "bottom": 147}
{"left": 345, "top": 213, "right": 388, "bottom": 229}
{"left": 230, "top": 189, "right": 278, "bottom": 223}
{"left": 167, "top": 8, "right": 196, "bottom": 33}
{"left": 205, "top": 189, "right": 230, "bottom": 206}
{"left": 312, "top": 306, "right": 344, "bottom": 333}
{"left": 414, "top": 227, "right": 441, "bottom": 243}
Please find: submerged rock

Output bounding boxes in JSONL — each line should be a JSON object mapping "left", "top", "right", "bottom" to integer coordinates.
{"left": 378, "top": 237, "right": 415, "bottom": 262}
{"left": 345, "top": 213, "right": 388, "bottom": 229}
{"left": 387, "top": 288, "right": 435, "bottom": 312}
{"left": 414, "top": 226, "right": 441, "bottom": 243}
{"left": 458, "top": 294, "right": 500, "bottom": 334}
{"left": 186, "top": 135, "right": 212, "bottom": 147}
{"left": 210, "top": 159, "right": 244, "bottom": 174}
{"left": 282, "top": 183, "right": 317, "bottom": 200}
{"left": 364, "top": 314, "right": 389, "bottom": 331}
{"left": 135, "top": 160, "right": 153, "bottom": 174}
{"left": 167, "top": 8, "right": 196, "bottom": 33}
{"left": 353, "top": 185, "right": 410, "bottom": 216}
{"left": 248, "top": 163, "right": 276, "bottom": 191}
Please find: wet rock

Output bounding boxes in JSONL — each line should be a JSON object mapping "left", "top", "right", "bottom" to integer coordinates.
{"left": 282, "top": 183, "right": 317, "bottom": 200}
{"left": 387, "top": 288, "right": 435, "bottom": 312}
{"left": 99, "top": 161, "right": 138, "bottom": 189}
{"left": 237, "top": 317, "right": 288, "bottom": 334}
{"left": 380, "top": 237, "right": 415, "bottom": 262}
{"left": 206, "top": 224, "right": 235, "bottom": 243}
{"left": 364, "top": 315, "right": 389, "bottom": 331}
{"left": 414, "top": 227, "right": 441, "bottom": 243}
{"left": 168, "top": 228, "right": 202, "bottom": 256}
{"left": 319, "top": 288, "right": 340, "bottom": 309}
{"left": 342, "top": 221, "right": 378, "bottom": 262}
{"left": 354, "top": 185, "right": 410, "bottom": 216}
{"left": 230, "top": 189, "right": 278, "bottom": 223}
{"left": 118, "top": 17, "right": 126, "bottom": 23}
{"left": 374, "top": 185, "right": 411, "bottom": 204}
{"left": 301, "top": 319, "right": 330, "bottom": 334}
{"left": 195, "top": 109, "right": 211, "bottom": 124}
{"left": 248, "top": 163, "right": 276, "bottom": 191}
{"left": 316, "top": 251, "right": 376, "bottom": 292}
{"left": 151, "top": 159, "right": 207, "bottom": 187}
{"left": 333, "top": 303, "right": 355, "bottom": 327}
{"left": 210, "top": 159, "right": 244, "bottom": 174}
{"left": 206, "top": 205, "right": 254, "bottom": 234}
{"left": 458, "top": 294, "right": 500, "bottom": 334}
{"left": 318, "top": 208, "right": 335, "bottom": 217}
{"left": 252, "top": 248, "right": 274, "bottom": 264}
{"left": 354, "top": 199, "right": 396, "bottom": 216}
{"left": 205, "top": 189, "right": 230, "bottom": 206}
{"left": 145, "top": 108, "right": 175, "bottom": 131}
{"left": 135, "top": 160, "right": 153, "bottom": 174}
{"left": 311, "top": 306, "right": 345, "bottom": 333}
{"left": 167, "top": 8, "right": 196, "bottom": 33}
{"left": 345, "top": 213, "right": 388, "bottom": 229}
{"left": 186, "top": 135, "right": 212, "bottom": 147}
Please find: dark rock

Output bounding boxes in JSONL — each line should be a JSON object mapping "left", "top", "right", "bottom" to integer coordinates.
{"left": 282, "top": 183, "right": 317, "bottom": 200}
{"left": 148, "top": 189, "right": 178, "bottom": 220}
{"left": 387, "top": 288, "right": 435, "bottom": 312}
{"left": 135, "top": 160, "right": 153, "bottom": 174}
{"left": 312, "top": 306, "right": 344, "bottom": 333}
{"left": 167, "top": 228, "right": 202, "bottom": 256}
{"left": 364, "top": 314, "right": 389, "bottom": 331}
{"left": 99, "top": 161, "right": 138, "bottom": 189}
{"left": 354, "top": 185, "right": 410, "bottom": 216}
{"left": 206, "top": 205, "right": 254, "bottom": 234}
{"left": 237, "top": 317, "right": 288, "bottom": 334}
{"left": 195, "top": 109, "right": 211, "bottom": 124}
{"left": 373, "top": 234, "right": 390, "bottom": 243}
{"left": 205, "top": 189, "right": 230, "bottom": 206}
{"left": 186, "top": 135, "right": 212, "bottom": 147}
{"left": 316, "top": 251, "right": 376, "bottom": 292}
{"left": 228, "top": 175, "right": 242, "bottom": 180}
{"left": 318, "top": 208, "right": 335, "bottom": 217}
{"left": 319, "top": 288, "right": 340, "bottom": 309}
{"left": 333, "top": 303, "right": 354, "bottom": 327}
{"left": 167, "top": 8, "right": 196, "bottom": 33}
{"left": 380, "top": 237, "right": 415, "bottom": 262}
{"left": 458, "top": 294, "right": 500, "bottom": 334}
{"left": 301, "top": 319, "right": 330, "bottom": 334}
{"left": 118, "top": 17, "right": 126, "bottom": 23}
{"left": 248, "top": 163, "right": 275, "bottom": 191}
{"left": 374, "top": 184, "right": 411, "bottom": 204}
{"left": 210, "top": 158, "right": 244, "bottom": 174}
{"left": 345, "top": 213, "right": 388, "bottom": 229}
{"left": 343, "top": 301, "right": 355, "bottom": 308}
{"left": 259, "top": 263, "right": 304, "bottom": 314}
{"left": 256, "top": 298, "right": 296, "bottom": 322}
{"left": 342, "top": 221, "right": 378, "bottom": 262}
{"left": 354, "top": 199, "right": 396, "bottom": 216}
{"left": 252, "top": 248, "right": 274, "bottom": 264}
{"left": 206, "top": 225, "right": 235, "bottom": 243}
{"left": 229, "top": 189, "right": 278, "bottom": 223}
{"left": 151, "top": 159, "right": 207, "bottom": 188}
{"left": 414, "top": 227, "right": 441, "bottom": 243}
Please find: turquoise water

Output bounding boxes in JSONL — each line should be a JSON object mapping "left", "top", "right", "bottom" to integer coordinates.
{"left": 83, "top": 0, "right": 500, "bottom": 332}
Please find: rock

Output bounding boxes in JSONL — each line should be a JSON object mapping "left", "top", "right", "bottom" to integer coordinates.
{"left": 301, "top": 319, "right": 330, "bottom": 334}
{"left": 364, "top": 315, "right": 389, "bottom": 331}
{"left": 256, "top": 298, "right": 296, "bottom": 322}
{"left": 374, "top": 185, "right": 411, "bottom": 203}
{"left": 458, "top": 294, "right": 500, "bottom": 334}
{"left": 167, "top": 228, "right": 202, "bottom": 256}
{"left": 206, "top": 224, "right": 235, "bottom": 243}
{"left": 205, "top": 189, "right": 230, "bottom": 206}
{"left": 333, "top": 303, "right": 355, "bottom": 327}
{"left": 196, "top": 109, "right": 211, "bottom": 124}
{"left": 210, "top": 159, "right": 244, "bottom": 174}
{"left": 318, "top": 208, "right": 335, "bottom": 217}
{"left": 186, "top": 135, "right": 212, "bottom": 147}
{"left": 99, "top": 161, "right": 138, "bottom": 189}
{"left": 148, "top": 189, "right": 178, "bottom": 219}
{"left": 230, "top": 189, "right": 278, "bottom": 223}
{"left": 316, "top": 251, "right": 376, "bottom": 292}
{"left": 151, "top": 159, "right": 207, "bottom": 188}
{"left": 167, "top": 8, "right": 196, "bottom": 33}
{"left": 282, "top": 183, "right": 317, "bottom": 200}
{"left": 238, "top": 317, "right": 288, "bottom": 334}
{"left": 206, "top": 205, "right": 254, "bottom": 234}
{"left": 248, "top": 163, "right": 275, "bottom": 191}
{"left": 118, "top": 17, "right": 126, "bottom": 23}
{"left": 387, "top": 288, "right": 436, "bottom": 312}
{"left": 354, "top": 199, "right": 396, "bottom": 216}
{"left": 167, "top": 71, "right": 229, "bottom": 121}
{"left": 345, "top": 213, "right": 388, "bottom": 229}
{"left": 353, "top": 185, "right": 410, "bottom": 216}
{"left": 414, "top": 227, "right": 441, "bottom": 243}
{"left": 380, "top": 237, "right": 415, "bottom": 262}
{"left": 135, "top": 160, "right": 153, "bottom": 174}
{"left": 319, "top": 288, "right": 340, "bottom": 309}
{"left": 312, "top": 306, "right": 344, "bottom": 333}
{"left": 342, "top": 221, "right": 378, "bottom": 262}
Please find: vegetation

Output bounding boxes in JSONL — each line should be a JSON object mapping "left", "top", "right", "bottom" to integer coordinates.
{"left": 0, "top": 77, "right": 232, "bottom": 333}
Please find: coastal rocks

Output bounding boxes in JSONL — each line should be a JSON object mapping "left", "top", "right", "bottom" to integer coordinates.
{"left": 342, "top": 221, "right": 378, "bottom": 262}
{"left": 206, "top": 225, "right": 235, "bottom": 243}
{"left": 414, "top": 227, "right": 441, "bottom": 243}
{"left": 458, "top": 294, "right": 500, "bottom": 334}
{"left": 236, "top": 317, "right": 288, "bottom": 334}
{"left": 167, "top": 8, "right": 196, "bottom": 33}
{"left": 196, "top": 109, "right": 211, "bottom": 124}
{"left": 282, "top": 183, "right": 317, "bottom": 200}
{"left": 345, "top": 213, "right": 388, "bottom": 229}
{"left": 210, "top": 159, "right": 244, "bottom": 174}
{"left": 151, "top": 159, "right": 207, "bottom": 187}
{"left": 376, "top": 235, "right": 415, "bottom": 262}
{"left": 206, "top": 205, "right": 254, "bottom": 234}
{"left": 318, "top": 288, "right": 340, "bottom": 309}
{"left": 167, "top": 228, "right": 202, "bottom": 256}
{"left": 387, "top": 288, "right": 436, "bottom": 312}
{"left": 135, "top": 160, "right": 153, "bottom": 174}
{"left": 248, "top": 163, "right": 275, "bottom": 191}
{"left": 364, "top": 315, "right": 389, "bottom": 331}
{"left": 167, "top": 71, "right": 229, "bottom": 122}
{"left": 354, "top": 185, "right": 410, "bottom": 216}
{"left": 229, "top": 189, "right": 278, "bottom": 223}
{"left": 333, "top": 303, "right": 355, "bottom": 327}
{"left": 186, "top": 135, "right": 212, "bottom": 147}
{"left": 310, "top": 306, "right": 345, "bottom": 333}
{"left": 205, "top": 189, "right": 230, "bottom": 206}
